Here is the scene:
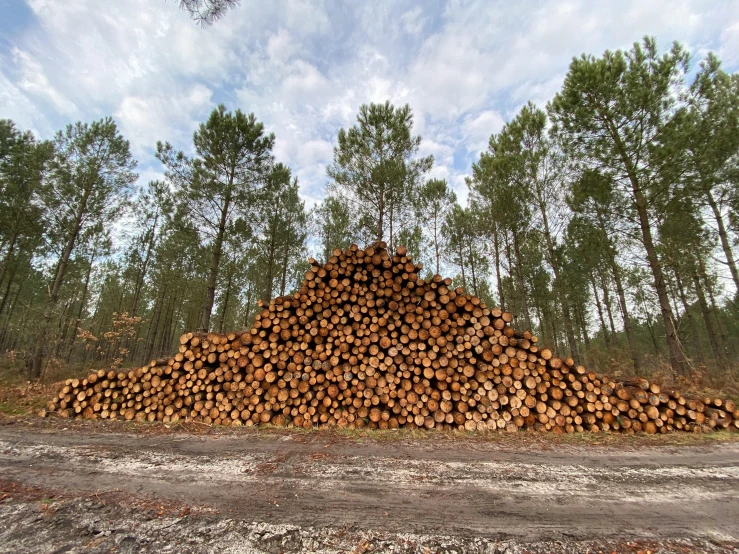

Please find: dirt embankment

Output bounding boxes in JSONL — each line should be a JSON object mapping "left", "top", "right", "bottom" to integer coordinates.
{"left": 0, "top": 418, "right": 738, "bottom": 553}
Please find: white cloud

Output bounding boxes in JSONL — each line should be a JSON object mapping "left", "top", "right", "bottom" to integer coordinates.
{"left": 115, "top": 84, "right": 213, "bottom": 157}
{"left": 461, "top": 110, "right": 505, "bottom": 155}
{"left": 12, "top": 47, "right": 77, "bottom": 115}
{"left": 0, "top": 71, "right": 52, "bottom": 138}
{"left": 282, "top": 61, "right": 331, "bottom": 101}
{"left": 2, "top": 0, "right": 738, "bottom": 215}
{"left": 428, "top": 164, "right": 451, "bottom": 182}
{"left": 400, "top": 6, "right": 425, "bottom": 35}
{"left": 267, "top": 29, "right": 294, "bottom": 64}
{"left": 719, "top": 22, "right": 739, "bottom": 67}
{"left": 450, "top": 172, "right": 471, "bottom": 206}
{"left": 419, "top": 138, "right": 454, "bottom": 167}
{"left": 295, "top": 139, "right": 333, "bottom": 167}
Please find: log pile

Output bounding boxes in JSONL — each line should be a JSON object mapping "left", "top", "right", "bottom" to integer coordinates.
{"left": 45, "top": 242, "right": 739, "bottom": 434}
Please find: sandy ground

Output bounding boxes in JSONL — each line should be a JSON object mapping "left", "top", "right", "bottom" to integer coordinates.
{"left": 0, "top": 419, "right": 738, "bottom": 553}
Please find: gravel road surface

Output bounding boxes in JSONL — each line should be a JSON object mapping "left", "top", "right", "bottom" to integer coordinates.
{"left": 0, "top": 422, "right": 737, "bottom": 553}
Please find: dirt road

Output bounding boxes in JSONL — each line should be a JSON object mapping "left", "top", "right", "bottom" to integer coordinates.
{"left": 1, "top": 421, "right": 738, "bottom": 553}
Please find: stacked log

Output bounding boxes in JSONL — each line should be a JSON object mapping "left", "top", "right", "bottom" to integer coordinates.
{"left": 44, "top": 242, "right": 739, "bottom": 434}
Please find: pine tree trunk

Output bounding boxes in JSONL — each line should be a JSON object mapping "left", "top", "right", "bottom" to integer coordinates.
{"left": 533, "top": 180, "right": 579, "bottom": 361}
{"left": 606, "top": 120, "right": 687, "bottom": 374}
{"left": 279, "top": 228, "right": 292, "bottom": 297}
{"left": 218, "top": 270, "right": 233, "bottom": 334}
{"left": 131, "top": 212, "right": 158, "bottom": 318}
{"left": 467, "top": 244, "right": 478, "bottom": 297}
{"left": 511, "top": 229, "right": 532, "bottom": 331}
{"left": 598, "top": 212, "right": 640, "bottom": 370}
{"left": 145, "top": 290, "right": 166, "bottom": 362}
{"left": 163, "top": 290, "right": 181, "bottom": 355}
{"left": 0, "top": 278, "right": 24, "bottom": 352}
{"left": 31, "top": 184, "right": 94, "bottom": 378}
{"left": 641, "top": 298, "right": 661, "bottom": 358}
{"left": 377, "top": 195, "right": 384, "bottom": 243}
{"left": 0, "top": 257, "right": 19, "bottom": 318}
{"left": 158, "top": 293, "right": 177, "bottom": 358}
{"left": 433, "top": 213, "right": 441, "bottom": 275}
{"left": 600, "top": 274, "right": 618, "bottom": 339}
{"left": 706, "top": 190, "right": 739, "bottom": 293}
{"left": 699, "top": 257, "right": 732, "bottom": 358}
{"left": 590, "top": 275, "right": 611, "bottom": 353}
{"left": 630, "top": 176, "right": 687, "bottom": 373}
{"left": 458, "top": 243, "right": 467, "bottom": 291}
{"left": 692, "top": 266, "right": 723, "bottom": 365}
{"left": 66, "top": 244, "right": 97, "bottom": 361}
{"left": 0, "top": 230, "right": 19, "bottom": 291}
{"left": 549, "top": 302, "right": 562, "bottom": 354}
{"left": 201, "top": 193, "right": 231, "bottom": 332}
{"left": 533, "top": 301, "right": 545, "bottom": 344}
{"left": 264, "top": 232, "right": 277, "bottom": 303}
{"left": 674, "top": 266, "right": 704, "bottom": 363}
{"left": 491, "top": 219, "right": 505, "bottom": 311}
{"left": 388, "top": 200, "right": 394, "bottom": 253}
{"left": 576, "top": 302, "right": 590, "bottom": 352}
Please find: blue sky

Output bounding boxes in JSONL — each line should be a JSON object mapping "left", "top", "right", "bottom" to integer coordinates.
{"left": 1, "top": 0, "right": 738, "bottom": 207}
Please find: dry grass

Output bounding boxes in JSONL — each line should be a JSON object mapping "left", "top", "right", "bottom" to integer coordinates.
{"left": 0, "top": 381, "right": 55, "bottom": 416}
{"left": 589, "top": 351, "right": 739, "bottom": 403}
{"left": 3, "top": 408, "right": 737, "bottom": 450}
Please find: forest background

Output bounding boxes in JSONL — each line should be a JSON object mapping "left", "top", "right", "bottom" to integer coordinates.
{"left": 0, "top": 2, "right": 738, "bottom": 387}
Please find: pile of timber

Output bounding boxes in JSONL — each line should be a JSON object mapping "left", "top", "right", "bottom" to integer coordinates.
{"left": 44, "top": 242, "right": 739, "bottom": 434}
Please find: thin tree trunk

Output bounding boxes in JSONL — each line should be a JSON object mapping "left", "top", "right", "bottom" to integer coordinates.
{"left": 692, "top": 266, "right": 723, "bottom": 365}
{"left": 145, "top": 289, "right": 166, "bottom": 362}
{"left": 201, "top": 192, "right": 231, "bottom": 332}
{"left": 433, "top": 212, "right": 441, "bottom": 275}
{"left": 599, "top": 279, "right": 617, "bottom": 341}
{"left": 511, "top": 229, "right": 532, "bottom": 331}
{"left": 533, "top": 179, "right": 578, "bottom": 361}
{"left": 31, "top": 184, "right": 94, "bottom": 377}
{"left": 599, "top": 214, "right": 640, "bottom": 370}
{"left": 377, "top": 195, "right": 384, "bottom": 243}
{"left": 265, "top": 236, "right": 276, "bottom": 303}
{"left": 158, "top": 293, "right": 176, "bottom": 358}
{"left": 590, "top": 275, "right": 611, "bottom": 353}
{"left": 699, "top": 257, "right": 732, "bottom": 358}
{"left": 533, "top": 300, "right": 545, "bottom": 343}
{"left": 279, "top": 228, "right": 292, "bottom": 297}
{"left": 68, "top": 241, "right": 98, "bottom": 361}
{"left": 674, "top": 266, "right": 704, "bottom": 363}
{"left": 576, "top": 302, "right": 590, "bottom": 352}
{"left": 243, "top": 284, "right": 255, "bottom": 328}
{"left": 619, "top": 149, "right": 687, "bottom": 373}
{"left": 131, "top": 212, "right": 158, "bottom": 318}
{"left": 218, "top": 269, "right": 233, "bottom": 334}
{"left": 457, "top": 243, "right": 467, "bottom": 291}
{"left": 0, "top": 279, "right": 24, "bottom": 352}
{"left": 641, "top": 298, "right": 661, "bottom": 358}
{"left": 491, "top": 219, "right": 505, "bottom": 310}
{"left": 0, "top": 230, "right": 19, "bottom": 290}
{"left": 549, "top": 303, "right": 562, "bottom": 354}
{"left": 707, "top": 190, "right": 739, "bottom": 292}
{"left": 163, "top": 289, "right": 181, "bottom": 354}
{"left": 467, "top": 244, "right": 478, "bottom": 297}
{"left": 0, "top": 258, "right": 19, "bottom": 318}
{"left": 49, "top": 190, "right": 92, "bottom": 306}
{"left": 503, "top": 232, "right": 519, "bottom": 328}
{"left": 388, "top": 200, "right": 394, "bottom": 253}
